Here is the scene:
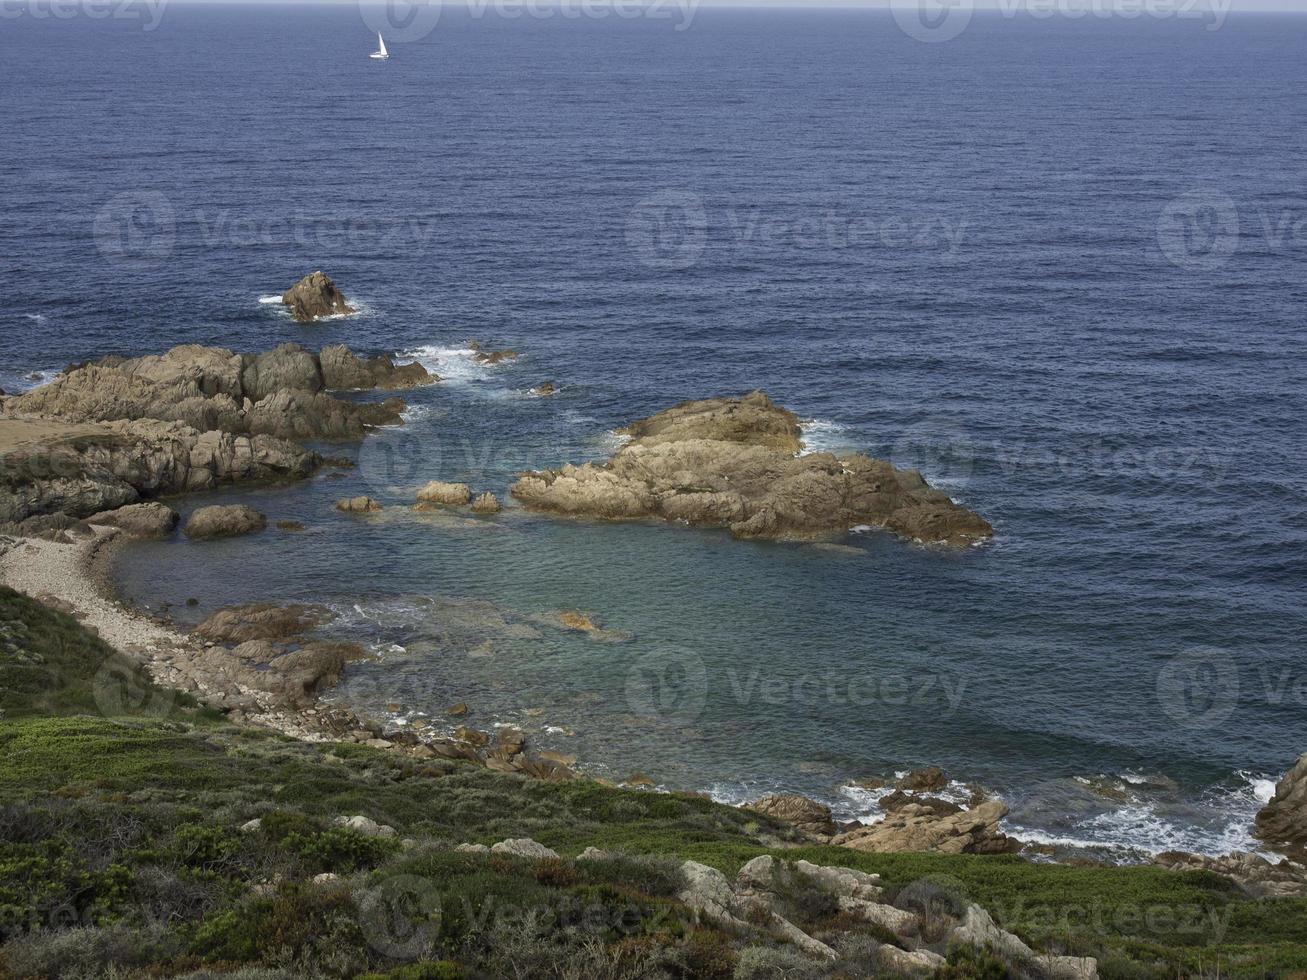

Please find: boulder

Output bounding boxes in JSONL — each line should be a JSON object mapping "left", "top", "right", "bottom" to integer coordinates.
{"left": 87, "top": 502, "right": 179, "bottom": 538}
{"left": 455, "top": 843, "right": 491, "bottom": 855}
{"left": 333, "top": 815, "right": 397, "bottom": 838}
{"left": 470, "top": 491, "right": 502, "bottom": 514}
{"left": 183, "top": 504, "right": 267, "bottom": 540}
{"left": 281, "top": 272, "right": 356, "bottom": 323}
{"left": 336, "top": 496, "right": 382, "bottom": 513}
{"left": 832, "top": 799, "right": 1015, "bottom": 855}
{"left": 194, "top": 602, "right": 335, "bottom": 644}
{"left": 532, "top": 382, "right": 556, "bottom": 397}
{"left": 490, "top": 838, "right": 559, "bottom": 860}
{"left": 511, "top": 392, "right": 992, "bottom": 547}
{"left": 745, "top": 794, "right": 837, "bottom": 838}
{"left": 416, "top": 481, "right": 472, "bottom": 506}
{"left": 1255, "top": 752, "right": 1307, "bottom": 856}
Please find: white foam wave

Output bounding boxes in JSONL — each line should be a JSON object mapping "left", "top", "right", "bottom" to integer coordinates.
{"left": 257, "top": 294, "right": 283, "bottom": 305}
{"left": 1007, "top": 770, "right": 1278, "bottom": 860}
{"left": 1, "top": 367, "right": 60, "bottom": 394}
{"left": 799, "top": 419, "right": 854, "bottom": 455}
{"left": 22, "top": 313, "right": 46, "bottom": 322}
{"left": 400, "top": 345, "right": 491, "bottom": 386}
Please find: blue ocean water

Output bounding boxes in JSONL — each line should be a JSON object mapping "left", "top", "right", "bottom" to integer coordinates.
{"left": 3, "top": 3, "right": 1306, "bottom": 858}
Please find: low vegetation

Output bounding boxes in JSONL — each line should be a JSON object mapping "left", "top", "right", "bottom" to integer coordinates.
{"left": 0, "top": 585, "right": 1304, "bottom": 978}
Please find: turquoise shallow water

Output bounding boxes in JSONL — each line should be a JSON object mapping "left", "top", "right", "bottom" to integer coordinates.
{"left": 3, "top": 4, "right": 1306, "bottom": 858}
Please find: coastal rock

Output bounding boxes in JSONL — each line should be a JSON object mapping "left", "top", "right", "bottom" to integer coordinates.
{"left": 745, "top": 794, "right": 837, "bottom": 838}
{"left": 336, "top": 496, "right": 382, "bottom": 513}
{"left": 87, "top": 502, "right": 179, "bottom": 538}
{"left": 320, "top": 344, "right": 434, "bottom": 390}
{"left": 194, "top": 602, "right": 336, "bottom": 644}
{"left": 532, "top": 382, "right": 556, "bottom": 397}
{"left": 416, "top": 481, "right": 472, "bottom": 506}
{"left": 832, "top": 799, "right": 1015, "bottom": 855}
{"left": 1153, "top": 851, "right": 1307, "bottom": 899}
{"left": 229, "top": 639, "right": 359, "bottom": 706}
{"left": 1255, "top": 752, "right": 1307, "bottom": 856}
{"left": 470, "top": 491, "right": 502, "bottom": 514}
{"left": 0, "top": 418, "right": 320, "bottom": 526}
{"left": 470, "top": 344, "right": 518, "bottom": 366}
{"left": 897, "top": 766, "right": 948, "bottom": 792}
{"left": 182, "top": 504, "right": 268, "bottom": 541}
{"left": 282, "top": 271, "right": 356, "bottom": 323}
{"left": 511, "top": 392, "right": 992, "bottom": 547}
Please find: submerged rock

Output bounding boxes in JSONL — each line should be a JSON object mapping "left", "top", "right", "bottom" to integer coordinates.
{"left": 183, "top": 504, "right": 267, "bottom": 541}
{"left": 336, "top": 496, "right": 382, "bottom": 514}
{"left": 282, "top": 271, "right": 356, "bottom": 323}
{"left": 510, "top": 391, "right": 992, "bottom": 547}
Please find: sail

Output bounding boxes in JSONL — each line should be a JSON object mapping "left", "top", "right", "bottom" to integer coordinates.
{"left": 378, "top": 33, "right": 387, "bottom": 57}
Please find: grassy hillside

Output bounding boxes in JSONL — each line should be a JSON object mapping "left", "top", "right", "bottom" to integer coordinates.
{"left": 0, "top": 586, "right": 1303, "bottom": 979}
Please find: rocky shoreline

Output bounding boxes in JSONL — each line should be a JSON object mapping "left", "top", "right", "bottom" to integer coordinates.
{"left": 1, "top": 326, "right": 1304, "bottom": 906}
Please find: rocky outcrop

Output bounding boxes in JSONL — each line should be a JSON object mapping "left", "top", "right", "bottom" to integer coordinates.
{"left": 416, "top": 481, "right": 471, "bottom": 506}
{"left": 833, "top": 800, "right": 1016, "bottom": 855}
{"left": 745, "top": 794, "right": 838, "bottom": 839}
{"left": 0, "top": 418, "right": 319, "bottom": 526}
{"left": 87, "top": 502, "right": 179, "bottom": 538}
{"left": 1255, "top": 752, "right": 1307, "bottom": 856}
{"left": 1153, "top": 851, "right": 1307, "bottom": 899}
{"left": 320, "top": 345, "right": 434, "bottom": 390}
{"left": 6, "top": 343, "right": 428, "bottom": 443}
{"left": 511, "top": 392, "right": 992, "bottom": 547}
{"left": 183, "top": 504, "right": 267, "bottom": 540}
{"left": 951, "top": 904, "right": 1098, "bottom": 980}
{"left": 281, "top": 271, "right": 356, "bottom": 323}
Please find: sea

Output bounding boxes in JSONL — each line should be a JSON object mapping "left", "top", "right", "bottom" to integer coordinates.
{"left": 2, "top": 1, "right": 1305, "bottom": 861}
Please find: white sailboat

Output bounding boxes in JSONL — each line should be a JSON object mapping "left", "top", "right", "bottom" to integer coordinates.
{"left": 370, "top": 32, "right": 389, "bottom": 60}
